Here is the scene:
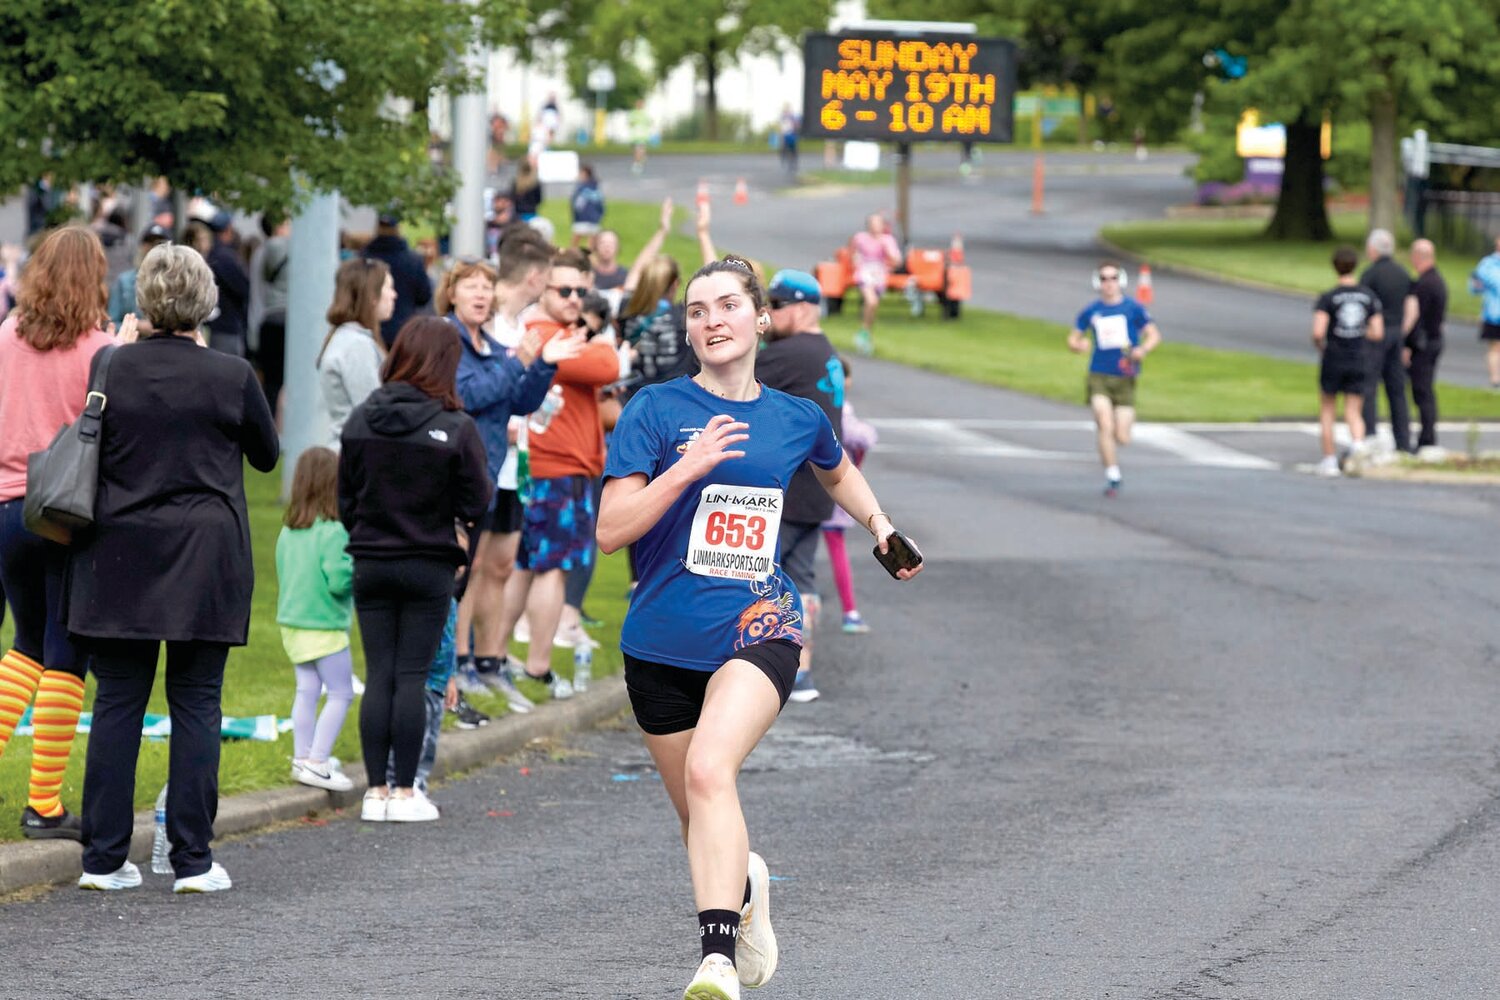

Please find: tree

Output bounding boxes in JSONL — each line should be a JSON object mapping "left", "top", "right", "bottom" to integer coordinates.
{"left": 538, "top": 0, "right": 834, "bottom": 140}
{"left": 0, "top": 0, "right": 525, "bottom": 220}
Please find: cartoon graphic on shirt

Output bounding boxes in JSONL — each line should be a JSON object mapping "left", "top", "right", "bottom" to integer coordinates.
{"left": 733, "top": 575, "right": 803, "bottom": 649}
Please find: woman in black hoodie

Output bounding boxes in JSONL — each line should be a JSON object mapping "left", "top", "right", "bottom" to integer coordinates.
{"left": 338, "top": 316, "right": 491, "bottom": 822}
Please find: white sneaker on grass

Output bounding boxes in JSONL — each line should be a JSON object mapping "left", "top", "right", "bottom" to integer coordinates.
{"left": 683, "top": 954, "right": 740, "bottom": 1000}
{"left": 293, "top": 759, "right": 354, "bottom": 792}
{"left": 173, "top": 862, "right": 231, "bottom": 894}
{"left": 78, "top": 861, "right": 141, "bottom": 891}
{"left": 481, "top": 663, "right": 535, "bottom": 714}
{"left": 737, "top": 852, "right": 778, "bottom": 988}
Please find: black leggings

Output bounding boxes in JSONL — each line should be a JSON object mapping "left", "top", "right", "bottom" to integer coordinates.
{"left": 354, "top": 557, "right": 454, "bottom": 788}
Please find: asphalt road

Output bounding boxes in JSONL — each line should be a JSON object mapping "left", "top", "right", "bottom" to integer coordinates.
{"left": 8, "top": 359, "right": 1500, "bottom": 999}
{"left": 598, "top": 149, "right": 1499, "bottom": 391}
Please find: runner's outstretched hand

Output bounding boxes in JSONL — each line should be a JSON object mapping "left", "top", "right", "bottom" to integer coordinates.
{"left": 676, "top": 414, "right": 748, "bottom": 479}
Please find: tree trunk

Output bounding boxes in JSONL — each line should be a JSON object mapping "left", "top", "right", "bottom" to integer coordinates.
{"left": 1264, "top": 112, "right": 1332, "bottom": 241}
{"left": 704, "top": 36, "right": 720, "bottom": 141}
{"left": 1368, "top": 87, "right": 1399, "bottom": 236}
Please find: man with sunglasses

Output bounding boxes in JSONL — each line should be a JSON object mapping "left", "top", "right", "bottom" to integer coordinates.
{"left": 1067, "top": 261, "right": 1162, "bottom": 496}
{"left": 756, "top": 269, "right": 844, "bottom": 702}
{"left": 492, "top": 248, "right": 618, "bottom": 699}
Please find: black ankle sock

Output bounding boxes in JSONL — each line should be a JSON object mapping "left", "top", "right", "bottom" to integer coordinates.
{"left": 743, "top": 877, "right": 752, "bottom": 907}
{"left": 698, "top": 908, "right": 740, "bottom": 962}
{"left": 474, "top": 656, "right": 499, "bottom": 674}
{"left": 529, "top": 670, "right": 555, "bottom": 684}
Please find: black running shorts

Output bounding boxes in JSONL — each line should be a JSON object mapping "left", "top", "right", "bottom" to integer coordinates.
{"left": 483, "top": 488, "right": 524, "bottom": 535}
{"left": 1319, "top": 351, "right": 1366, "bottom": 396}
{"left": 623, "top": 639, "right": 802, "bottom": 736}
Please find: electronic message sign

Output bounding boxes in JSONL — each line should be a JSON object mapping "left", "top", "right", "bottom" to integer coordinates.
{"left": 800, "top": 31, "right": 1018, "bottom": 143}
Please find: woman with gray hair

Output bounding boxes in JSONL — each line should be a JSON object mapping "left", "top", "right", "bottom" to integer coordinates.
{"left": 69, "top": 243, "right": 279, "bottom": 893}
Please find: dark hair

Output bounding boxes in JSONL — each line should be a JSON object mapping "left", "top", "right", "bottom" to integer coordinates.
{"left": 284, "top": 447, "right": 339, "bottom": 529}
{"left": 552, "top": 247, "right": 591, "bottom": 275}
{"left": 382, "top": 316, "right": 464, "bottom": 410}
{"left": 1096, "top": 259, "right": 1122, "bottom": 276}
{"left": 319, "top": 257, "right": 391, "bottom": 366}
{"left": 1332, "top": 245, "right": 1358, "bottom": 276}
{"left": 580, "top": 164, "right": 596, "bottom": 182}
{"left": 260, "top": 208, "right": 288, "bottom": 237}
{"left": 497, "top": 232, "right": 554, "bottom": 283}
{"left": 580, "top": 292, "right": 612, "bottom": 338}
{"left": 685, "top": 254, "right": 767, "bottom": 312}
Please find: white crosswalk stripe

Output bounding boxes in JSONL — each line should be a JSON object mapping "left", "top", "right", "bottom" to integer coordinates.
{"left": 869, "top": 418, "right": 1278, "bottom": 470}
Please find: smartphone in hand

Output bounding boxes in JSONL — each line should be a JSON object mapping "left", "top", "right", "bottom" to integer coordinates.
{"left": 873, "top": 530, "right": 923, "bottom": 579}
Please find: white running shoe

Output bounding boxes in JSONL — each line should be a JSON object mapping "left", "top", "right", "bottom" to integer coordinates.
{"left": 78, "top": 860, "right": 141, "bottom": 891}
{"left": 361, "top": 790, "right": 389, "bottom": 822}
{"left": 173, "top": 862, "right": 232, "bottom": 894}
{"left": 1316, "top": 454, "right": 1342, "bottom": 478}
{"left": 737, "top": 852, "right": 778, "bottom": 988}
{"left": 294, "top": 759, "right": 354, "bottom": 792}
{"left": 683, "top": 954, "right": 740, "bottom": 1000}
{"left": 385, "top": 790, "right": 440, "bottom": 822}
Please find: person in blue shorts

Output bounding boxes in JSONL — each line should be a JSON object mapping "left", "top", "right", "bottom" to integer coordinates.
{"left": 597, "top": 256, "right": 923, "bottom": 1000}
{"left": 1067, "top": 261, "right": 1162, "bottom": 495}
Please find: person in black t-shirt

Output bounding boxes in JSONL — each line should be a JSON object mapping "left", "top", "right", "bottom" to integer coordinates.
{"left": 1401, "top": 239, "right": 1447, "bottom": 449}
{"left": 1358, "top": 229, "right": 1414, "bottom": 452}
{"left": 755, "top": 269, "right": 843, "bottom": 704}
{"left": 1313, "top": 246, "right": 1385, "bottom": 477}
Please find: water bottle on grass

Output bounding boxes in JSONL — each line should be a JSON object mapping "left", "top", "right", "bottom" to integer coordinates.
{"left": 151, "top": 783, "right": 172, "bottom": 874}
{"left": 573, "top": 644, "right": 592, "bottom": 693}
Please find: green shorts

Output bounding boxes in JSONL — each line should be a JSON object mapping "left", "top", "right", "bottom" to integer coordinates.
{"left": 1086, "top": 372, "right": 1137, "bottom": 408}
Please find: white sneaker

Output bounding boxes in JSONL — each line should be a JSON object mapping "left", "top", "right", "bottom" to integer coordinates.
{"left": 78, "top": 860, "right": 142, "bottom": 891}
{"left": 173, "top": 862, "right": 231, "bottom": 894}
{"left": 385, "top": 790, "right": 440, "bottom": 822}
{"left": 361, "top": 790, "right": 388, "bottom": 822}
{"left": 513, "top": 617, "right": 531, "bottom": 644}
{"left": 737, "top": 852, "right": 778, "bottom": 988}
{"left": 546, "top": 672, "right": 575, "bottom": 700}
{"left": 294, "top": 759, "right": 354, "bottom": 792}
{"left": 1316, "top": 455, "right": 1342, "bottom": 478}
{"left": 683, "top": 954, "right": 740, "bottom": 1000}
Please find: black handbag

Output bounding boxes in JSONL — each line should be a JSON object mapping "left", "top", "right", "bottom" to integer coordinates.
{"left": 22, "top": 345, "right": 117, "bottom": 544}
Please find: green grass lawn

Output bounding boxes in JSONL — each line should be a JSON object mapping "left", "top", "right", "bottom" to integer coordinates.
{"left": 0, "top": 469, "right": 630, "bottom": 842}
{"left": 822, "top": 298, "right": 1500, "bottom": 423}
{"left": 1102, "top": 214, "right": 1486, "bottom": 323}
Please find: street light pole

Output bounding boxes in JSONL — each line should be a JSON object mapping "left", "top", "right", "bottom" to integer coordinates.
{"left": 281, "top": 189, "right": 339, "bottom": 498}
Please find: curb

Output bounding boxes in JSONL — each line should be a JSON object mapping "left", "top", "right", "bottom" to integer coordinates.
{"left": 0, "top": 678, "right": 631, "bottom": 896}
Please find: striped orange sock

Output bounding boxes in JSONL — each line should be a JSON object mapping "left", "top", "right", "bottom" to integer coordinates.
{"left": 28, "top": 670, "right": 86, "bottom": 818}
{"left": 0, "top": 650, "right": 44, "bottom": 758}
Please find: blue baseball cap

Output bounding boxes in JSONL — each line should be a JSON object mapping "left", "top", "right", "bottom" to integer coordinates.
{"left": 768, "top": 268, "right": 821, "bottom": 305}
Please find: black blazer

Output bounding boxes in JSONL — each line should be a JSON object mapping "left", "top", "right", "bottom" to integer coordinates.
{"left": 68, "top": 335, "right": 278, "bottom": 645}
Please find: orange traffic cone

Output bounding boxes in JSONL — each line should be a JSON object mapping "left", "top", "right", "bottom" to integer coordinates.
{"left": 733, "top": 177, "right": 749, "bottom": 205}
{"left": 696, "top": 179, "right": 709, "bottom": 209}
{"left": 1137, "top": 264, "right": 1154, "bottom": 305}
{"left": 949, "top": 232, "right": 965, "bottom": 264}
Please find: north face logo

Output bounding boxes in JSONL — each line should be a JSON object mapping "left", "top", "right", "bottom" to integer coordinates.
{"left": 428, "top": 429, "right": 449, "bottom": 442}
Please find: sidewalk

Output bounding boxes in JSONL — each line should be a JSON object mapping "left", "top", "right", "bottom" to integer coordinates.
{"left": 0, "top": 678, "right": 629, "bottom": 895}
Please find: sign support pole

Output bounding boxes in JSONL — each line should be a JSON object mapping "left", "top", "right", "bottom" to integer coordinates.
{"left": 896, "top": 142, "right": 912, "bottom": 247}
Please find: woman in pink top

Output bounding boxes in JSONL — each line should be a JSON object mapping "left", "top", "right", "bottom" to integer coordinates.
{"left": 849, "top": 213, "right": 901, "bottom": 356}
{"left": 0, "top": 225, "right": 116, "bottom": 841}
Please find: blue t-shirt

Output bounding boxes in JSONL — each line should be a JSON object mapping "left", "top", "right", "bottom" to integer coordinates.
{"left": 1074, "top": 297, "right": 1152, "bottom": 376}
{"left": 604, "top": 377, "right": 844, "bottom": 671}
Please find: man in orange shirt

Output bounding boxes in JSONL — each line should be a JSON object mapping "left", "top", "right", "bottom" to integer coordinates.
{"left": 495, "top": 248, "right": 618, "bottom": 697}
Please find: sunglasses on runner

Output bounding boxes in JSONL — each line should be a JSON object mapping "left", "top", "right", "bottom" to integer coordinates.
{"left": 1097, "top": 272, "right": 1121, "bottom": 282}
{"left": 548, "top": 285, "right": 587, "bottom": 298}
{"left": 769, "top": 299, "right": 794, "bottom": 309}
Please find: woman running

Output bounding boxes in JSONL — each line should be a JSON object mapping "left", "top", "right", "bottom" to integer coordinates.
{"left": 597, "top": 256, "right": 923, "bottom": 1000}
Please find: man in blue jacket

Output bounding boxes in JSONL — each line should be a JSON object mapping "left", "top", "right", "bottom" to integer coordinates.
{"left": 570, "top": 165, "right": 605, "bottom": 248}
{"left": 363, "top": 212, "right": 434, "bottom": 348}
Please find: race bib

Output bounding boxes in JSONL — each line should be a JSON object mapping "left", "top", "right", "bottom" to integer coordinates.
{"left": 685, "top": 484, "right": 783, "bottom": 582}
{"left": 1092, "top": 313, "right": 1131, "bottom": 351}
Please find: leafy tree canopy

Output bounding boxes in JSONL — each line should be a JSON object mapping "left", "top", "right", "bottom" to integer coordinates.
{"left": 0, "top": 0, "right": 526, "bottom": 219}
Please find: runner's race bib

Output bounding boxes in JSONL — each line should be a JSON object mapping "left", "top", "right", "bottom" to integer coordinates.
{"left": 685, "top": 484, "right": 783, "bottom": 582}
{"left": 1092, "top": 313, "right": 1132, "bottom": 351}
